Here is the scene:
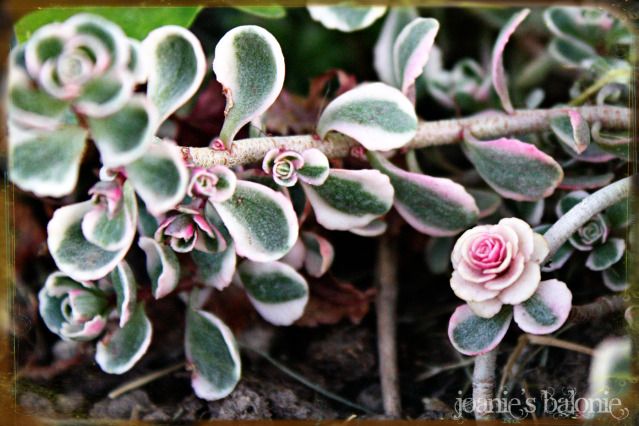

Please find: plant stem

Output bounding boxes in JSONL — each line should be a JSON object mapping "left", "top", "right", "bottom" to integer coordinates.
{"left": 543, "top": 176, "right": 631, "bottom": 258}
{"left": 524, "top": 334, "right": 594, "bottom": 356}
{"left": 568, "top": 294, "right": 626, "bottom": 325}
{"left": 375, "top": 234, "right": 401, "bottom": 418}
{"left": 473, "top": 349, "right": 498, "bottom": 420}
{"left": 107, "top": 362, "right": 185, "bottom": 399}
{"left": 185, "top": 105, "right": 629, "bottom": 167}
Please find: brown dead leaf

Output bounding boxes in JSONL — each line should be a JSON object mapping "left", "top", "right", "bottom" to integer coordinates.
{"left": 296, "top": 275, "right": 376, "bottom": 327}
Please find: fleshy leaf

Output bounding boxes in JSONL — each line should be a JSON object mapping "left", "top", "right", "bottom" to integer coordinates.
{"left": 586, "top": 238, "right": 625, "bottom": 271}
{"left": 212, "top": 180, "right": 298, "bottom": 262}
{"left": 89, "top": 95, "right": 158, "bottom": 167}
{"left": 374, "top": 8, "right": 418, "bottom": 85}
{"left": 535, "top": 224, "right": 574, "bottom": 273}
{"left": 467, "top": 189, "right": 502, "bottom": 219}
{"left": 143, "top": 25, "right": 206, "bottom": 122}
{"left": 110, "top": 261, "right": 138, "bottom": 327}
{"left": 512, "top": 200, "right": 544, "bottom": 226}
{"left": 607, "top": 197, "right": 630, "bottom": 229}
{"left": 298, "top": 149, "right": 330, "bottom": 186}
{"left": 556, "top": 190, "right": 587, "bottom": 217}
{"left": 192, "top": 243, "right": 237, "bottom": 291}
{"left": 234, "top": 6, "right": 286, "bottom": 19}
{"left": 393, "top": 17, "right": 440, "bottom": 94}
{"left": 281, "top": 237, "right": 306, "bottom": 270}
{"left": 350, "top": 219, "right": 388, "bottom": 237}
{"left": 185, "top": 308, "right": 241, "bottom": 400}
{"left": 95, "top": 303, "right": 152, "bottom": 374}
{"left": 214, "top": 25, "right": 285, "bottom": 148}
{"left": 317, "top": 82, "right": 418, "bottom": 151}
{"left": 603, "top": 260, "right": 628, "bottom": 292}
{"left": 81, "top": 181, "right": 138, "bottom": 251}
{"left": 448, "top": 304, "right": 512, "bottom": 356}
{"left": 138, "top": 237, "right": 181, "bottom": 299}
{"left": 548, "top": 38, "right": 597, "bottom": 68}
{"left": 237, "top": 260, "right": 309, "bottom": 326}
{"left": 559, "top": 172, "right": 614, "bottom": 190}
{"left": 491, "top": 9, "right": 530, "bottom": 113}
{"left": 125, "top": 138, "right": 189, "bottom": 216}
{"left": 462, "top": 136, "right": 563, "bottom": 201}
{"left": 48, "top": 201, "right": 131, "bottom": 281}
{"left": 301, "top": 232, "right": 334, "bottom": 278}
{"left": 550, "top": 111, "right": 590, "bottom": 154}
{"left": 513, "top": 279, "right": 572, "bottom": 334}
{"left": 9, "top": 124, "right": 87, "bottom": 198}
{"left": 307, "top": 5, "right": 386, "bottom": 32}
{"left": 302, "top": 169, "right": 394, "bottom": 231}
{"left": 38, "top": 273, "right": 83, "bottom": 337}
{"left": 369, "top": 153, "right": 478, "bottom": 236}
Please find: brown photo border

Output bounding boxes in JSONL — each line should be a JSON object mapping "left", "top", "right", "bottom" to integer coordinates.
{"left": 0, "top": 0, "right": 637, "bottom": 424}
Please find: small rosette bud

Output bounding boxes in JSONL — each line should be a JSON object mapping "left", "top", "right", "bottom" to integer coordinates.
{"left": 38, "top": 272, "right": 108, "bottom": 341}
{"left": 262, "top": 148, "right": 329, "bottom": 187}
{"left": 570, "top": 213, "right": 609, "bottom": 251}
{"left": 155, "top": 206, "right": 226, "bottom": 253}
{"left": 187, "top": 166, "right": 237, "bottom": 202}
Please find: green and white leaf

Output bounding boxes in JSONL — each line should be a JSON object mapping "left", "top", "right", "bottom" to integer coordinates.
{"left": 143, "top": 25, "right": 206, "bottom": 122}
{"left": 302, "top": 169, "right": 394, "bottom": 231}
{"left": 369, "top": 152, "right": 478, "bottom": 236}
{"left": 467, "top": 189, "right": 501, "bottom": 219}
{"left": 192, "top": 243, "right": 237, "bottom": 291}
{"left": 374, "top": 8, "right": 418, "bottom": 85}
{"left": 550, "top": 111, "right": 590, "bottom": 154}
{"left": 586, "top": 238, "right": 625, "bottom": 271}
{"left": 448, "top": 304, "right": 512, "bottom": 356}
{"left": 110, "top": 261, "right": 138, "bottom": 327}
{"left": 81, "top": 181, "right": 138, "bottom": 251}
{"left": 513, "top": 279, "right": 572, "bottom": 334}
{"left": 462, "top": 136, "right": 563, "bottom": 201}
{"left": 89, "top": 95, "right": 158, "bottom": 167}
{"left": 602, "top": 259, "right": 628, "bottom": 292}
{"left": 393, "top": 17, "right": 440, "bottom": 93}
{"left": 9, "top": 124, "right": 86, "bottom": 198}
{"left": 317, "top": 82, "right": 418, "bottom": 151}
{"left": 301, "top": 232, "right": 334, "bottom": 278}
{"left": 125, "top": 138, "right": 189, "bottom": 216}
{"left": 48, "top": 201, "right": 131, "bottom": 281}
{"left": 138, "top": 237, "right": 181, "bottom": 299}
{"left": 237, "top": 260, "right": 309, "bottom": 326}
{"left": 213, "top": 25, "right": 285, "bottom": 148}
{"left": 307, "top": 5, "right": 386, "bottom": 32}
{"left": 95, "top": 303, "right": 152, "bottom": 374}
{"left": 606, "top": 197, "right": 630, "bottom": 229}
{"left": 212, "top": 180, "right": 298, "bottom": 262}
{"left": 185, "top": 308, "right": 241, "bottom": 400}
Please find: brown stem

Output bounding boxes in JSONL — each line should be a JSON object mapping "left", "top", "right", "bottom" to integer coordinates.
{"left": 568, "top": 294, "right": 626, "bottom": 325}
{"left": 375, "top": 233, "right": 401, "bottom": 418}
{"left": 185, "top": 105, "right": 629, "bottom": 167}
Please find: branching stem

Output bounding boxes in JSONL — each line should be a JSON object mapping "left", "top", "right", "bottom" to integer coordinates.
{"left": 185, "top": 105, "right": 629, "bottom": 167}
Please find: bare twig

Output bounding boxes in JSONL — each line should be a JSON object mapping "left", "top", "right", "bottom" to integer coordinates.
{"left": 473, "top": 349, "right": 498, "bottom": 420}
{"left": 497, "top": 334, "right": 529, "bottom": 397}
{"left": 525, "top": 334, "right": 594, "bottom": 356}
{"left": 416, "top": 358, "right": 476, "bottom": 381}
{"left": 375, "top": 234, "right": 401, "bottom": 418}
{"left": 108, "top": 362, "right": 185, "bottom": 399}
{"left": 186, "top": 105, "right": 630, "bottom": 167}
{"left": 568, "top": 294, "right": 626, "bottom": 325}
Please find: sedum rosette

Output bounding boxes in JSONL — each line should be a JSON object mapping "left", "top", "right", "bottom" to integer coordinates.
{"left": 450, "top": 217, "right": 549, "bottom": 318}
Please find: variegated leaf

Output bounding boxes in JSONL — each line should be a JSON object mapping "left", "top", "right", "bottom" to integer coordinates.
{"left": 237, "top": 260, "right": 309, "bottom": 326}
{"left": 214, "top": 26, "right": 284, "bottom": 148}
{"left": 369, "top": 153, "right": 478, "bottom": 236}
{"left": 185, "top": 308, "right": 241, "bottom": 400}
{"left": 550, "top": 110, "right": 590, "bottom": 154}
{"left": 212, "top": 180, "right": 298, "bottom": 262}
{"left": 513, "top": 279, "right": 572, "bottom": 334}
{"left": 125, "top": 138, "right": 189, "bottom": 215}
{"left": 96, "top": 303, "right": 152, "bottom": 374}
{"left": 138, "top": 237, "right": 181, "bottom": 299}
{"left": 393, "top": 17, "right": 439, "bottom": 94}
{"left": 143, "top": 25, "right": 206, "bottom": 122}
{"left": 110, "top": 261, "right": 138, "bottom": 327}
{"left": 316, "top": 82, "right": 418, "bottom": 151}
{"left": 302, "top": 169, "right": 394, "bottom": 231}
{"left": 9, "top": 124, "right": 87, "bottom": 198}
{"left": 89, "top": 95, "right": 158, "bottom": 167}
{"left": 192, "top": 243, "right": 237, "bottom": 291}
{"left": 301, "top": 232, "right": 334, "bottom": 278}
{"left": 448, "top": 304, "right": 512, "bottom": 356}
{"left": 374, "top": 8, "right": 418, "bottom": 85}
{"left": 307, "top": 5, "right": 386, "bottom": 32}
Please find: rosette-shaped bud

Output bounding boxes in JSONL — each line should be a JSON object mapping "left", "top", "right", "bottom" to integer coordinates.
{"left": 187, "top": 166, "right": 237, "bottom": 202}
{"left": 38, "top": 272, "right": 108, "bottom": 341}
{"left": 570, "top": 213, "right": 609, "bottom": 251}
{"left": 155, "top": 205, "right": 226, "bottom": 253}
{"left": 18, "top": 14, "right": 137, "bottom": 119}
{"left": 450, "top": 218, "right": 549, "bottom": 318}
{"left": 262, "top": 148, "right": 330, "bottom": 187}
